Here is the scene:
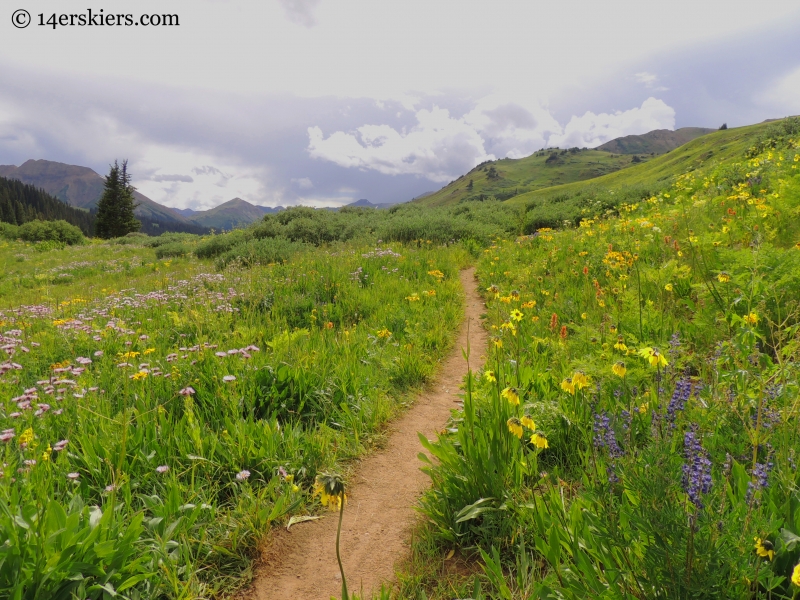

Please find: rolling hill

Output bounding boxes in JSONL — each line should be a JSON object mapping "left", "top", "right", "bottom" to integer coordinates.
{"left": 411, "top": 148, "right": 655, "bottom": 208}
{"left": 508, "top": 118, "right": 798, "bottom": 229}
{"left": 596, "top": 127, "right": 715, "bottom": 155}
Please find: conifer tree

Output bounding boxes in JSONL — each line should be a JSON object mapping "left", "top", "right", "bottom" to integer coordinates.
{"left": 95, "top": 160, "right": 140, "bottom": 239}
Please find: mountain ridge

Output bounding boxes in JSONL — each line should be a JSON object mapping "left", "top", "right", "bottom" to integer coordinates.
{"left": 0, "top": 160, "right": 190, "bottom": 225}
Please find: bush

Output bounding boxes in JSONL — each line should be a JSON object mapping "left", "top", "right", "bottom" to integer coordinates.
{"left": 111, "top": 232, "right": 150, "bottom": 245}
{"left": 144, "top": 232, "right": 197, "bottom": 248}
{"left": 18, "top": 220, "right": 85, "bottom": 245}
{"left": 0, "top": 222, "right": 20, "bottom": 240}
{"left": 155, "top": 242, "right": 190, "bottom": 259}
{"left": 194, "top": 230, "right": 253, "bottom": 259}
{"left": 215, "top": 236, "right": 305, "bottom": 269}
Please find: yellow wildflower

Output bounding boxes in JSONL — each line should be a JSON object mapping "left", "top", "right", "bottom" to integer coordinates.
{"left": 572, "top": 371, "right": 589, "bottom": 390}
{"left": 612, "top": 361, "right": 627, "bottom": 377}
{"left": 793, "top": 563, "right": 800, "bottom": 587}
{"left": 717, "top": 272, "right": 731, "bottom": 283}
{"left": 143, "top": 348, "right": 156, "bottom": 355}
{"left": 510, "top": 309, "right": 523, "bottom": 322}
{"left": 19, "top": 428, "right": 35, "bottom": 447}
{"left": 614, "top": 339, "right": 628, "bottom": 352}
{"left": 520, "top": 415, "right": 536, "bottom": 431}
{"left": 638, "top": 347, "right": 668, "bottom": 367}
{"left": 560, "top": 377, "right": 575, "bottom": 395}
{"left": 521, "top": 301, "right": 536, "bottom": 309}
{"left": 744, "top": 312, "right": 759, "bottom": 325}
{"left": 665, "top": 283, "right": 673, "bottom": 292}
{"left": 376, "top": 328, "right": 392, "bottom": 338}
{"left": 131, "top": 370, "right": 148, "bottom": 381}
{"left": 754, "top": 538, "right": 775, "bottom": 561}
{"left": 493, "top": 339, "right": 503, "bottom": 349}
{"left": 501, "top": 387, "right": 520, "bottom": 406}
{"left": 507, "top": 418, "right": 523, "bottom": 439}
{"left": 484, "top": 370, "right": 497, "bottom": 383}
{"left": 487, "top": 285, "right": 500, "bottom": 299}
{"left": 531, "top": 432, "right": 549, "bottom": 449}
{"left": 581, "top": 312, "right": 588, "bottom": 320}
{"left": 406, "top": 293, "right": 420, "bottom": 302}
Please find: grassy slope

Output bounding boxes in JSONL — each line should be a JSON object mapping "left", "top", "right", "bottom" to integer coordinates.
{"left": 412, "top": 150, "right": 651, "bottom": 208}
{"left": 508, "top": 122, "right": 768, "bottom": 208}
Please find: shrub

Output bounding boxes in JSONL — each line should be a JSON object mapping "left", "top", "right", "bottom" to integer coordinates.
{"left": 18, "top": 220, "right": 85, "bottom": 245}
{"left": 155, "top": 242, "right": 190, "bottom": 259}
{"left": 215, "top": 236, "right": 305, "bottom": 269}
{"left": 144, "top": 232, "right": 198, "bottom": 248}
{"left": 0, "top": 222, "right": 20, "bottom": 240}
{"left": 194, "top": 229, "right": 252, "bottom": 259}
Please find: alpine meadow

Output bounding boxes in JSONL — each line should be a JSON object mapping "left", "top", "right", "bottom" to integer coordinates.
{"left": 2, "top": 69, "right": 800, "bottom": 600}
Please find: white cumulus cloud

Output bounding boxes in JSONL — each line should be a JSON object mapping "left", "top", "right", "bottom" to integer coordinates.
{"left": 307, "top": 96, "right": 677, "bottom": 182}
{"left": 547, "top": 97, "right": 676, "bottom": 149}
{"left": 308, "top": 106, "right": 495, "bottom": 183}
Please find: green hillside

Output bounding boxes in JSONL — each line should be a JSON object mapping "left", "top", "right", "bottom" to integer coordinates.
{"left": 596, "top": 126, "right": 715, "bottom": 154}
{"left": 510, "top": 118, "right": 799, "bottom": 230}
{"left": 412, "top": 148, "right": 652, "bottom": 207}
{"left": 0, "top": 175, "right": 94, "bottom": 234}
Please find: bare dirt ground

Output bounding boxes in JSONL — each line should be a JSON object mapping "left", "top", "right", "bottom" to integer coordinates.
{"left": 248, "top": 267, "right": 488, "bottom": 600}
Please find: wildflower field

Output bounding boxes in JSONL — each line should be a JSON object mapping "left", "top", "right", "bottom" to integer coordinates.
{"left": 402, "top": 123, "right": 800, "bottom": 597}
{"left": 2, "top": 118, "right": 800, "bottom": 599}
{"left": 0, "top": 234, "right": 471, "bottom": 598}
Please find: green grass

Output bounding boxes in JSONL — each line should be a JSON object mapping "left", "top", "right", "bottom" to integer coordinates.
{"left": 412, "top": 149, "right": 650, "bottom": 208}
{"left": 397, "top": 120, "right": 800, "bottom": 599}
{"left": 0, "top": 236, "right": 471, "bottom": 598}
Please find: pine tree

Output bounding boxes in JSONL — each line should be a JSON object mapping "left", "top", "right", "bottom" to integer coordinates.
{"left": 95, "top": 160, "right": 140, "bottom": 238}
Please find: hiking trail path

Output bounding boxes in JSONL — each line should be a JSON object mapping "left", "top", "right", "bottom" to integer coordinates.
{"left": 249, "top": 267, "right": 488, "bottom": 600}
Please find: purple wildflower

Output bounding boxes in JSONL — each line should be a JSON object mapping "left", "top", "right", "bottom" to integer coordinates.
{"left": 681, "top": 427, "right": 712, "bottom": 509}
{"left": 666, "top": 378, "right": 692, "bottom": 428}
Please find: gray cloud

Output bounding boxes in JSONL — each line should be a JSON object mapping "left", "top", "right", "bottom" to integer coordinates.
{"left": 152, "top": 174, "right": 194, "bottom": 182}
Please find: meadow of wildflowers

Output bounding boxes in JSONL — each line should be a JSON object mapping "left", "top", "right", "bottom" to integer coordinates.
{"left": 406, "top": 121, "right": 800, "bottom": 598}
{"left": 0, "top": 236, "right": 469, "bottom": 598}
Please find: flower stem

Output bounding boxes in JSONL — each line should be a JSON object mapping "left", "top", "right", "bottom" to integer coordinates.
{"left": 336, "top": 491, "right": 348, "bottom": 599}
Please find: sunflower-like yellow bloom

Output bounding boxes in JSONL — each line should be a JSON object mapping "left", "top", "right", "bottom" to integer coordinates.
{"left": 501, "top": 387, "right": 520, "bottom": 405}
{"left": 612, "top": 361, "right": 627, "bottom": 377}
{"left": 572, "top": 371, "right": 590, "bottom": 390}
{"left": 510, "top": 309, "right": 524, "bottom": 322}
{"left": 792, "top": 563, "right": 800, "bottom": 587}
{"left": 507, "top": 418, "right": 523, "bottom": 439}
{"left": 744, "top": 312, "right": 759, "bottom": 325}
{"left": 614, "top": 340, "right": 628, "bottom": 352}
{"left": 717, "top": 272, "right": 731, "bottom": 283}
{"left": 754, "top": 538, "right": 775, "bottom": 561}
{"left": 314, "top": 473, "right": 346, "bottom": 511}
{"left": 531, "top": 432, "right": 549, "bottom": 449}
{"left": 665, "top": 283, "right": 674, "bottom": 292}
{"left": 520, "top": 415, "right": 536, "bottom": 431}
{"left": 484, "top": 370, "right": 497, "bottom": 383}
{"left": 560, "top": 377, "right": 575, "bottom": 395}
{"left": 638, "top": 347, "right": 668, "bottom": 367}
{"left": 487, "top": 285, "right": 500, "bottom": 299}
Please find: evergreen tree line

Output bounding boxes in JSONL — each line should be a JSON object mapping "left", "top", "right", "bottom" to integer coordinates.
{"left": 0, "top": 176, "right": 94, "bottom": 234}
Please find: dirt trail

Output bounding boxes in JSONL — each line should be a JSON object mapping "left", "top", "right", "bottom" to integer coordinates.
{"left": 249, "top": 268, "right": 488, "bottom": 600}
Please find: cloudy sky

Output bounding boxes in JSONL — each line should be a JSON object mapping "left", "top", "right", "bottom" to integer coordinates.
{"left": 1, "top": 0, "right": 799, "bottom": 210}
